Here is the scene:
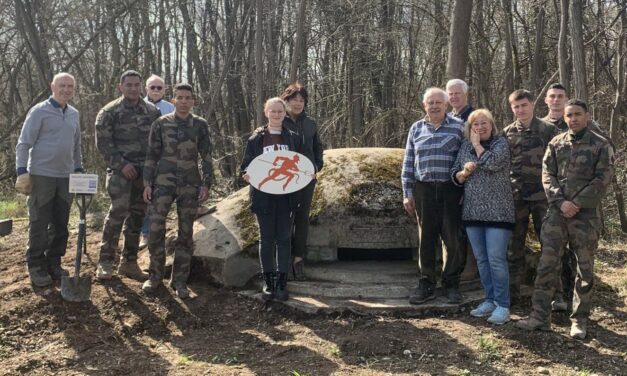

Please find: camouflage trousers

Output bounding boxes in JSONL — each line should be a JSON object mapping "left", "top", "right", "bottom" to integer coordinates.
{"left": 147, "top": 185, "right": 198, "bottom": 286}
{"left": 530, "top": 207, "right": 600, "bottom": 324}
{"left": 99, "top": 170, "right": 146, "bottom": 264}
{"left": 508, "top": 199, "right": 548, "bottom": 299}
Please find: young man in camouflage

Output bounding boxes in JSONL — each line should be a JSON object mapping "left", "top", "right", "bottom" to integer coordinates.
{"left": 141, "top": 83, "right": 213, "bottom": 299}
{"left": 95, "top": 70, "right": 161, "bottom": 281}
{"left": 502, "top": 89, "right": 558, "bottom": 303}
{"left": 516, "top": 99, "right": 614, "bottom": 339}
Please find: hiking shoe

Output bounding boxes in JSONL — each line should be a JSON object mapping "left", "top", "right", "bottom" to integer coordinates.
{"left": 487, "top": 306, "right": 510, "bottom": 325}
{"left": 446, "top": 288, "right": 462, "bottom": 304}
{"left": 142, "top": 278, "right": 162, "bottom": 293}
{"left": 470, "top": 301, "right": 496, "bottom": 317}
{"left": 96, "top": 263, "right": 113, "bottom": 280}
{"left": 48, "top": 264, "right": 69, "bottom": 280}
{"left": 139, "top": 235, "right": 148, "bottom": 250}
{"left": 551, "top": 294, "right": 568, "bottom": 311}
{"left": 570, "top": 322, "right": 587, "bottom": 339}
{"left": 261, "top": 272, "right": 275, "bottom": 301}
{"left": 171, "top": 283, "right": 190, "bottom": 299}
{"left": 28, "top": 266, "right": 53, "bottom": 287}
{"left": 515, "top": 317, "right": 551, "bottom": 332}
{"left": 408, "top": 282, "right": 435, "bottom": 305}
{"left": 274, "top": 272, "right": 289, "bottom": 301}
{"left": 117, "top": 260, "right": 148, "bottom": 281}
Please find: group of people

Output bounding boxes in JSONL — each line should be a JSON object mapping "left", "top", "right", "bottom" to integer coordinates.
{"left": 402, "top": 79, "right": 614, "bottom": 339}
{"left": 16, "top": 71, "right": 214, "bottom": 299}
{"left": 15, "top": 70, "right": 614, "bottom": 340}
{"left": 14, "top": 70, "right": 323, "bottom": 303}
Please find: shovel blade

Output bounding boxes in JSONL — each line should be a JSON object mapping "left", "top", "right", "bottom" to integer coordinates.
{"left": 60, "top": 275, "right": 92, "bottom": 302}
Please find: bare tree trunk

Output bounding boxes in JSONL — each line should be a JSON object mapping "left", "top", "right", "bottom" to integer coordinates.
{"left": 610, "top": 9, "right": 625, "bottom": 142}
{"left": 446, "top": 0, "right": 473, "bottom": 79}
{"left": 289, "top": 0, "right": 307, "bottom": 82}
{"left": 140, "top": 0, "right": 154, "bottom": 76}
{"left": 569, "top": 0, "right": 587, "bottom": 101}
{"left": 14, "top": 0, "right": 53, "bottom": 89}
{"left": 558, "top": 0, "right": 570, "bottom": 91}
{"left": 530, "top": 7, "right": 545, "bottom": 94}
{"left": 179, "top": 0, "right": 210, "bottom": 92}
{"left": 255, "top": 0, "right": 264, "bottom": 126}
{"left": 502, "top": 0, "right": 514, "bottom": 100}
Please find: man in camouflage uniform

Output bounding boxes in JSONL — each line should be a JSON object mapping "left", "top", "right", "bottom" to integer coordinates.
{"left": 141, "top": 83, "right": 213, "bottom": 299}
{"left": 516, "top": 99, "right": 614, "bottom": 339}
{"left": 542, "top": 83, "right": 610, "bottom": 311}
{"left": 502, "top": 89, "right": 558, "bottom": 303}
{"left": 95, "top": 70, "right": 161, "bottom": 281}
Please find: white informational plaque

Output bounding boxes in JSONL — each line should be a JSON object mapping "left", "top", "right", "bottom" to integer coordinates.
{"left": 69, "top": 174, "right": 99, "bottom": 194}
{"left": 246, "top": 150, "right": 314, "bottom": 194}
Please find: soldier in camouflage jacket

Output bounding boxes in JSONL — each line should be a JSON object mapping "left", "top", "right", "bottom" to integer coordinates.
{"left": 502, "top": 89, "right": 558, "bottom": 302}
{"left": 95, "top": 70, "right": 161, "bottom": 281}
{"left": 517, "top": 99, "right": 614, "bottom": 339}
{"left": 141, "top": 83, "right": 213, "bottom": 299}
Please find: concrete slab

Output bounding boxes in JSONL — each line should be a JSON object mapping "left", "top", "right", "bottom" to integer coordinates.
{"left": 239, "top": 289, "right": 486, "bottom": 315}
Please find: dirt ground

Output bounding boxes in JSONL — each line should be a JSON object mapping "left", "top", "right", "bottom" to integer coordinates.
{"left": 0, "top": 220, "right": 625, "bottom": 376}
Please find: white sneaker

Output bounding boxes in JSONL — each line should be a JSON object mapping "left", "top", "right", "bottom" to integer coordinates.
{"left": 487, "top": 306, "right": 510, "bottom": 325}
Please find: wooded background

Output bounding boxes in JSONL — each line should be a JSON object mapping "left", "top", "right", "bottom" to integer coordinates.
{"left": 0, "top": 0, "right": 625, "bottom": 203}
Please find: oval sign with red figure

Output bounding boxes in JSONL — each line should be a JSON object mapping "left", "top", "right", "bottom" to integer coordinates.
{"left": 246, "top": 150, "right": 315, "bottom": 194}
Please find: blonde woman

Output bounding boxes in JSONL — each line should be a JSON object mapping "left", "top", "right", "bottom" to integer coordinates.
{"left": 451, "top": 109, "right": 515, "bottom": 325}
{"left": 241, "top": 97, "right": 302, "bottom": 301}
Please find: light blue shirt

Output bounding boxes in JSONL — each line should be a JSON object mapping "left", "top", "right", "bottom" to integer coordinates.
{"left": 16, "top": 98, "right": 82, "bottom": 178}
{"left": 145, "top": 97, "right": 175, "bottom": 115}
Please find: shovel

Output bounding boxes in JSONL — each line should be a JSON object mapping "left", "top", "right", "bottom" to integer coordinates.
{"left": 61, "top": 194, "right": 92, "bottom": 302}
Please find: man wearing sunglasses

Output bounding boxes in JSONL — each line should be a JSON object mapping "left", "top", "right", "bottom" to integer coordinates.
{"left": 145, "top": 75, "right": 175, "bottom": 116}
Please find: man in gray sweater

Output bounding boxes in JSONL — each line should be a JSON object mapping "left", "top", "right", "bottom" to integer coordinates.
{"left": 15, "top": 72, "right": 83, "bottom": 287}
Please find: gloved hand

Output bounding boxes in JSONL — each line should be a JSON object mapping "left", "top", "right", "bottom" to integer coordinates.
{"left": 15, "top": 173, "right": 31, "bottom": 195}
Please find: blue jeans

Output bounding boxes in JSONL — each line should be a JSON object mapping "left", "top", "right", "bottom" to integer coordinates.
{"left": 466, "top": 226, "right": 512, "bottom": 308}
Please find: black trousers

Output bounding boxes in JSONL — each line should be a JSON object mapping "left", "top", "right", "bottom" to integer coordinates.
{"left": 26, "top": 175, "right": 71, "bottom": 268}
{"left": 255, "top": 195, "right": 294, "bottom": 274}
{"left": 292, "top": 180, "right": 316, "bottom": 258}
{"left": 413, "top": 181, "right": 463, "bottom": 288}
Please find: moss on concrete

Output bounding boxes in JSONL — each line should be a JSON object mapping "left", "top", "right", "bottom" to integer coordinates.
{"left": 235, "top": 204, "right": 258, "bottom": 255}
{"left": 358, "top": 154, "right": 403, "bottom": 184}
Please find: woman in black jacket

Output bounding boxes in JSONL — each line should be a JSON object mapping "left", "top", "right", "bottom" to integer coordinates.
{"left": 241, "top": 97, "right": 302, "bottom": 301}
{"left": 281, "top": 82, "right": 324, "bottom": 280}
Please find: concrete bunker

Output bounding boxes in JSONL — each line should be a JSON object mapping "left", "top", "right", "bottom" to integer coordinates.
{"left": 193, "top": 148, "right": 417, "bottom": 287}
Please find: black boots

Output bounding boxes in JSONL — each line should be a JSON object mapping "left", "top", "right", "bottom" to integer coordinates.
{"left": 262, "top": 272, "right": 275, "bottom": 301}
{"left": 261, "top": 272, "right": 289, "bottom": 301}
{"left": 275, "top": 272, "right": 289, "bottom": 301}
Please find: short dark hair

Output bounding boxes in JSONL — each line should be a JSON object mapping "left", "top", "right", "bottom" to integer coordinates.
{"left": 174, "top": 83, "right": 194, "bottom": 96}
{"left": 548, "top": 83, "right": 568, "bottom": 94}
{"left": 508, "top": 89, "right": 534, "bottom": 103}
{"left": 120, "top": 70, "right": 142, "bottom": 84}
{"left": 281, "top": 82, "right": 308, "bottom": 106}
{"left": 565, "top": 99, "right": 588, "bottom": 112}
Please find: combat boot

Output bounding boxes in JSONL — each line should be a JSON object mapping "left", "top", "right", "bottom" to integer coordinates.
{"left": 142, "top": 277, "right": 162, "bottom": 293}
{"left": 261, "top": 272, "right": 275, "bottom": 301}
{"left": 551, "top": 294, "right": 568, "bottom": 311}
{"left": 28, "top": 265, "right": 53, "bottom": 287}
{"left": 171, "top": 283, "right": 190, "bottom": 299}
{"left": 96, "top": 262, "right": 113, "bottom": 280}
{"left": 117, "top": 259, "right": 148, "bottom": 281}
{"left": 515, "top": 316, "right": 551, "bottom": 332}
{"left": 570, "top": 322, "right": 587, "bottom": 339}
{"left": 274, "top": 272, "right": 289, "bottom": 301}
{"left": 48, "top": 261, "right": 69, "bottom": 281}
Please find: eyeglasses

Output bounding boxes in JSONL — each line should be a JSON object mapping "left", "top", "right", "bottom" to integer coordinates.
{"left": 149, "top": 86, "right": 163, "bottom": 91}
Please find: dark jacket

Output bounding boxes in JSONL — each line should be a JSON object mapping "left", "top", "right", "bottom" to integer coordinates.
{"left": 283, "top": 112, "right": 324, "bottom": 172}
{"left": 240, "top": 126, "right": 303, "bottom": 214}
